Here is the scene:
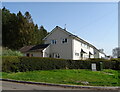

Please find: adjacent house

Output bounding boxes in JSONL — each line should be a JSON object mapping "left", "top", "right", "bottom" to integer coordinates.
{"left": 20, "top": 26, "right": 106, "bottom": 60}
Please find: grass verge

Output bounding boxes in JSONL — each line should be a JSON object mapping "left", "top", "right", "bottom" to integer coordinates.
{"left": 1, "top": 69, "right": 120, "bottom": 86}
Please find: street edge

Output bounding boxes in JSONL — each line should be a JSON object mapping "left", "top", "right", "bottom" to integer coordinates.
{"left": 0, "top": 78, "right": 120, "bottom": 90}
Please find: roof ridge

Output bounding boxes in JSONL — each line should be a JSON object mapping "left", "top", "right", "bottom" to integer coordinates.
{"left": 43, "top": 26, "right": 102, "bottom": 52}
{"left": 57, "top": 26, "right": 98, "bottom": 50}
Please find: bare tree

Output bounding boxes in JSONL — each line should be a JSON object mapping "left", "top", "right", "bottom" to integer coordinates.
{"left": 112, "top": 47, "right": 120, "bottom": 58}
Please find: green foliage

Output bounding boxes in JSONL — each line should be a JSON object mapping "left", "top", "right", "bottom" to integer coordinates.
{"left": 18, "top": 57, "right": 67, "bottom": 72}
{"left": 2, "top": 7, "right": 48, "bottom": 50}
{"left": 2, "top": 56, "right": 120, "bottom": 73}
{"left": 2, "top": 48, "right": 23, "bottom": 56}
{"left": 2, "top": 56, "right": 20, "bottom": 72}
{"left": 38, "top": 26, "right": 48, "bottom": 44}
{"left": 2, "top": 69, "right": 119, "bottom": 86}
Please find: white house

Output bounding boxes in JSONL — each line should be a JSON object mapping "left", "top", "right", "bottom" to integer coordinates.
{"left": 20, "top": 26, "right": 106, "bottom": 60}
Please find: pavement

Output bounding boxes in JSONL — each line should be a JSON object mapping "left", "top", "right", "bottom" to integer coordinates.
{"left": 0, "top": 79, "right": 120, "bottom": 90}
{"left": 2, "top": 81, "right": 88, "bottom": 90}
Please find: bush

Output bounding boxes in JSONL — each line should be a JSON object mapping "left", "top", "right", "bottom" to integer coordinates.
{"left": 2, "top": 48, "right": 23, "bottom": 56}
{"left": 2, "top": 56, "right": 20, "bottom": 72}
{"left": 2, "top": 56, "right": 120, "bottom": 72}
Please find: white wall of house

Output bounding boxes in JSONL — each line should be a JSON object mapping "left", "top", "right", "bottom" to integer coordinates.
{"left": 43, "top": 45, "right": 50, "bottom": 57}
{"left": 44, "top": 27, "right": 73, "bottom": 59}
{"left": 99, "top": 52, "right": 106, "bottom": 58}
{"left": 43, "top": 26, "right": 106, "bottom": 60}
{"left": 32, "top": 52, "right": 43, "bottom": 57}
{"left": 24, "top": 52, "right": 43, "bottom": 57}
{"left": 72, "top": 39, "right": 94, "bottom": 60}
{"left": 89, "top": 47, "right": 94, "bottom": 58}
{"left": 21, "top": 26, "right": 106, "bottom": 59}
{"left": 72, "top": 39, "right": 81, "bottom": 60}
{"left": 94, "top": 49, "right": 99, "bottom": 58}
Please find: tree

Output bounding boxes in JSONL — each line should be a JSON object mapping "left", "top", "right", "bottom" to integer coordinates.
{"left": 2, "top": 7, "right": 48, "bottom": 50}
{"left": 38, "top": 26, "right": 48, "bottom": 44}
{"left": 112, "top": 47, "right": 120, "bottom": 58}
{"left": 24, "top": 11, "right": 33, "bottom": 23}
{"left": 2, "top": 7, "right": 18, "bottom": 49}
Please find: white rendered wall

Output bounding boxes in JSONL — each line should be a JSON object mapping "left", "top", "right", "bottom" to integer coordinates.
{"left": 44, "top": 28, "right": 73, "bottom": 59}
{"left": 99, "top": 52, "right": 105, "bottom": 58}
{"left": 43, "top": 45, "right": 50, "bottom": 57}
{"left": 24, "top": 52, "right": 43, "bottom": 57}
{"left": 72, "top": 39, "right": 94, "bottom": 60}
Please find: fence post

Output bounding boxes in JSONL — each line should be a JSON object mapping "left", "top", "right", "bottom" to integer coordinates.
{"left": 100, "top": 61, "right": 103, "bottom": 71}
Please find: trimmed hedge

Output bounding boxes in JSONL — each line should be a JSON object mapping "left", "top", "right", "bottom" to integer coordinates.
{"left": 2, "top": 56, "right": 20, "bottom": 72}
{"left": 2, "top": 56, "right": 120, "bottom": 72}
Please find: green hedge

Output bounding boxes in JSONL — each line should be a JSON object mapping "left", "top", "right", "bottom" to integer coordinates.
{"left": 2, "top": 56, "right": 120, "bottom": 72}
{"left": 2, "top": 56, "right": 20, "bottom": 72}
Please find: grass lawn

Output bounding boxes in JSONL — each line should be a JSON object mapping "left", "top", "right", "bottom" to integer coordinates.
{"left": 1, "top": 69, "right": 120, "bottom": 86}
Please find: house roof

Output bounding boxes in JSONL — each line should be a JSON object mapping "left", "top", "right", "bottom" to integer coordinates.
{"left": 20, "top": 44, "right": 49, "bottom": 53}
{"left": 19, "top": 45, "right": 34, "bottom": 53}
{"left": 29, "top": 44, "right": 49, "bottom": 51}
{"left": 43, "top": 26, "right": 99, "bottom": 50}
{"left": 43, "top": 26, "right": 106, "bottom": 55}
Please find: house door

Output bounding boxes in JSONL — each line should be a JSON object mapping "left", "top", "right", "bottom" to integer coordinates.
{"left": 26, "top": 53, "right": 33, "bottom": 57}
{"left": 80, "top": 52, "right": 83, "bottom": 59}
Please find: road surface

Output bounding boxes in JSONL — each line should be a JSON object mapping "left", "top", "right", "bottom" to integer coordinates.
{"left": 1, "top": 81, "right": 92, "bottom": 90}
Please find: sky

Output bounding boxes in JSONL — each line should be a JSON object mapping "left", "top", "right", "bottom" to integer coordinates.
{"left": 2, "top": 2, "right": 118, "bottom": 56}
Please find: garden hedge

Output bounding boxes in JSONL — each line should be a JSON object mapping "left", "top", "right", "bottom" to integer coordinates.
{"left": 2, "top": 56, "right": 120, "bottom": 72}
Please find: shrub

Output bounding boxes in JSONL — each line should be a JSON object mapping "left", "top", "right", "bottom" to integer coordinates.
{"left": 2, "top": 48, "right": 23, "bottom": 56}
{"left": 2, "top": 56, "right": 20, "bottom": 72}
{"left": 2, "top": 56, "right": 120, "bottom": 72}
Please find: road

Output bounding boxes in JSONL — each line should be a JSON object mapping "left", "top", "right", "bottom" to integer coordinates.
{"left": 1, "top": 81, "right": 92, "bottom": 90}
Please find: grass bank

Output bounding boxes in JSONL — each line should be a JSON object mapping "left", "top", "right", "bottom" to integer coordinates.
{"left": 1, "top": 69, "right": 120, "bottom": 86}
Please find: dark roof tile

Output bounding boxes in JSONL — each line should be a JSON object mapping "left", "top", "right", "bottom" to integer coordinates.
{"left": 19, "top": 45, "right": 34, "bottom": 53}
{"left": 30, "top": 44, "right": 49, "bottom": 51}
{"left": 20, "top": 44, "right": 49, "bottom": 53}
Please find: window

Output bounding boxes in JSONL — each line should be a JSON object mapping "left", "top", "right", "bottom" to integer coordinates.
{"left": 85, "top": 44, "right": 87, "bottom": 48}
{"left": 51, "top": 40, "right": 56, "bottom": 44}
{"left": 31, "top": 54, "right": 33, "bottom": 57}
{"left": 62, "top": 38, "right": 67, "bottom": 43}
{"left": 26, "top": 53, "right": 33, "bottom": 57}
{"left": 87, "top": 45, "right": 90, "bottom": 49}
{"left": 81, "top": 43, "right": 84, "bottom": 47}
{"left": 26, "top": 53, "right": 30, "bottom": 57}
{"left": 94, "top": 51, "right": 97, "bottom": 54}
{"left": 75, "top": 53, "right": 79, "bottom": 56}
{"left": 81, "top": 43, "right": 82, "bottom": 46}
{"left": 53, "top": 53, "right": 60, "bottom": 58}
{"left": 56, "top": 54, "right": 60, "bottom": 58}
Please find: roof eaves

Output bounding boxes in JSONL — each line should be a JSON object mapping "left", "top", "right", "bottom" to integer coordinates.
{"left": 43, "top": 26, "right": 102, "bottom": 54}
{"left": 19, "top": 45, "right": 35, "bottom": 53}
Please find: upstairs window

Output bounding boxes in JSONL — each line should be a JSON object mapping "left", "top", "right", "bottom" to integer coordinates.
{"left": 51, "top": 40, "right": 56, "bottom": 44}
{"left": 62, "top": 38, "right": 68, "bottom": 43}
{"left": 84, "top": 44, "right": 87, "bottom": 48}
{"left": 87, "top": 45, "right": 90, "bottom": 49}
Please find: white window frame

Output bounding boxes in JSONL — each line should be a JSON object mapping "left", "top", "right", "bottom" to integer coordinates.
{"left": 62, "top": 38, "right": 68, "bottom": 44}
{"left": 51, "top": 40, "right": 56, "bottom": 44}
{"left": 53, "top": 53, "right": 60, "bottom": 58}
{"left": 87, "top": 45, "right": 90, "bottom": 49}
{"left": 75, "top": 52, "right": 79, "bottom": 56}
